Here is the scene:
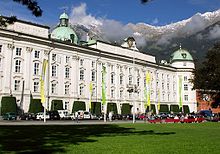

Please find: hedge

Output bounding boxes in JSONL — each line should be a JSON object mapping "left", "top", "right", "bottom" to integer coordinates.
{"left": 1, "top": 96, "right": 17, "bottom": 115}
{"left": 28, "top": 99, "right": 44, "bottom": 113}
{"left": 121, "top": 103, "right": 131, "bottom": 115}
{"left": 170, "top": 105, "right": 179, "bottom": 113}
{"left": 91, "top": 102, "right": 101, "bottom": 115}
{"left": 72, "top": 101, "right": 86, "bottom": 113}
{"left": 159, "top": 104, "right": 169, "bottom": 113}
{"left": 183, "top": 105, "right": 190, "bottom": 113}
{"left": 107, "top": 103, "right": 118, "bottom": 114}
{"left": 51, "top": 100, "right": 63, "bottom": 111}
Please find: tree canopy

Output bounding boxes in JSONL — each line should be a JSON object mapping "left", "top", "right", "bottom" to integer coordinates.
{"left": 192, "top": 42, "right": 220, "bottom": 92}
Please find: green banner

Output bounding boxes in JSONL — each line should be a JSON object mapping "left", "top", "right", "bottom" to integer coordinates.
{"left": 102, "top": 66, "right": 106, "bottom": 105}
{"left": 179, "top": 76, "right": 183, "bottom": 110}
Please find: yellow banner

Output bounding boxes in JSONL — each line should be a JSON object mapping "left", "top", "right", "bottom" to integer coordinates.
{"left": 40, "top": 59, "right": 48, "bottom": 103}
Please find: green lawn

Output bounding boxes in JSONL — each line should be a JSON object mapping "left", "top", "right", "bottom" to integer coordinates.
{"left": 0, "top": 122, "right": 220, "bottom": 154}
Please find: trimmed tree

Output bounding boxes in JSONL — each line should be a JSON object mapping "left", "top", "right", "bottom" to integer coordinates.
{"left": 121, "top": 103, "right": 131, "bottom": 115}
{"left": 28, "top": 99, "right": 44, "bottom": 113}
{"left": 51, "top": 100, "right": 63, "bottom": 111}
{"left": 72, "top": 101, "right": 86, "bottom": 113}
{"left": 1, "top": 96, "right": 17, "bottom": 115}
{"left": 107, "top": 103, "right": 118, "bottom": 114}
{"left": 91, "top": 102, "right": 101, "bottom": 115}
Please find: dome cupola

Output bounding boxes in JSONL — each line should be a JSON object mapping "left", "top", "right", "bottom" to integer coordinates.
{"left": 51, "top": 12, "right": 78, "bottom": 44}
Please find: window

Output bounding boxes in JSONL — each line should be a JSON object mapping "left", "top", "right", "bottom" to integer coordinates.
{"left": 184, "top": 84, "right": 188, "bottom": 91}
{"left": 52, "top": 65, "right": 57, "bottom": 77}
{"left": 111, "top": 73, "right": 114, "bottom": 84}
{"left": 162, "top": 73, "right": 164, "bottom": 79}
{"left": 92, "top": 61, "right": 95, "bottom": 68}
{"left": 0, "top": 45, "right": 2, "bottom": 53}
{"left": 33, "top": 81, "right": 39, "bottom": 92}
{"left": 111, "top": 65, "right": 114, "bottom": 71}
{"left": 65, "top": 67, "right": 70, "bottom": 78}
{"left": 80, "top": 70, "right": 84, "bottom": 80}
{"left": 92, "top": 86, "right": 96, "bottom": 97}
{"left": 167, "top": 83, "right": 170, "bottom": 90}
{"left": 79, "top": 85, "right": 84, "bottom": 95}
{"left": 120, "top": 89, "right": 123, "bottom": 98}
{"left": 0, "top": 58, "right": 2, "bottom": 69}
{"left": 34, "top": 51, "right": 40, "bottom": 58}
{"left": 14, "top": 80, "right": 20, "bottom": 91}
{"left": 120, "top": 66, "right": 123, "bottom": 73}
{"left": 129, "top": 68, "right": 132, "bottom": 74}
{"left": 66, "top": 56, "right": 70, "bottom": 63}
{"left": 51, "top": 83, "right": 57, "bottom": 94}
{"left": 137, "top": 78, "right": 140, "bottom": 86}
{"left": 168, "top": 94, "right": 170, "bottom": 101}
{"left": 15, "top": 48, "right": 22, "bottom": 56}
{"left": 52, "top": 54, "right": 56, "bottom": 61}
{"left": 111, "top": 89, "right": 114, "bottom": 98}
{"left": 80, "top": 59, "right": 84, "bottom": 66}
{"left": 129, "top": 92, "right": 132, "bottom": 98}
{"left": 120, "top": 75, "right": 123, "bottom": 85}
{"left": 91, "top": 71, "right": 96, "bottom": 81}
{"left": 65, "top": 84, "right": 70, "bottom": 95}
{"left": 64, "top": 102, "right": 69, "bottom": 110}
{"left": 162, "top": 82, "right": 164, "bottom": 90}
{"left": 184, "top": 95, "right": 188, "bottom": 101}
{"left": 184, "top": 76, "right": 187, "bottom": 81}
{"left": 15, "top": 60, "right": 21, "bottom": 73}
{"left": 129, "top": 76, "right": 132, "bottom": 85}
{"left": 34, "top": 62, "right": 39, "bottom": 75}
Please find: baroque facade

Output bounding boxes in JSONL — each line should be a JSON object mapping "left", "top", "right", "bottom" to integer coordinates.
{"left": 0, "top": 13, "right": 197, "bottom": 114}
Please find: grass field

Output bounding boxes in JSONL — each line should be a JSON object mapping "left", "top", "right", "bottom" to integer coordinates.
{"left": 0, "top": 122, "right": 220, "bottom": 154}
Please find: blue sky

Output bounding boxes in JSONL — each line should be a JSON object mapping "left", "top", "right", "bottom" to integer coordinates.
{"left": 0, "top": 0, "right": 220, "bottom": 26}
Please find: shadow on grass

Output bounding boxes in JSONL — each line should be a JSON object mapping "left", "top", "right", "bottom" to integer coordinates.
{"left": 0, "top": 124, "right": 175, "bottom": 153}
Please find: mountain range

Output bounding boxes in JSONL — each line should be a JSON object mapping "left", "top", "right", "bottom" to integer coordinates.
{"left": 71, "top": 9, "right": 220, "bottom": 65}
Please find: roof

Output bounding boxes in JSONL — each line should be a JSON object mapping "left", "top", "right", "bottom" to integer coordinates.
{"left": 170, "top": 46, "right": 193, "bottom": 63}
{"left": 51, "top": 26, "right": 78, "bottom": 44}
{"left": 59, "top": 12, "right": 69, "bottom": 19}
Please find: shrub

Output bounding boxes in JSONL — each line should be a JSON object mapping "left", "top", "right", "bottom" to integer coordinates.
{"left": 72, "top": 101, "right": 86, "bottom": 113}
{"left": 170, "top": 105, "right": 179, "bottom": 113}
{"left": 91, "top": 102, "right": 101, "bottom": 115}
{"left": 160, "top": 104, "right": 169, "bottom": 113}
{"left": 107, "top": 103, "right": 118, "bottom": 114}
{"left": 51, "top": 100, "right": 63, "bottom": 111}
{"left": 121, "top": 103, "right": 131, "bottom": 115}
{"left": 28, "top": 99, "right": 44, "bottom": 113}
{"left": 1, "top": 96, "right": 17, "bottom": 115}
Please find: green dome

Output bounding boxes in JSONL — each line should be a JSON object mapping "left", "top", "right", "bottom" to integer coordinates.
{"left": 51, "top": 27, "right": 78, "bottom": 44}
{"left": 51, "top": 12, "right": 78, "bottom": 44}
{"left": 170, "top": 47, "right": 193, "bottom": 63}
{"left": 59, "top": 12, "right": 68, "bottom": 19}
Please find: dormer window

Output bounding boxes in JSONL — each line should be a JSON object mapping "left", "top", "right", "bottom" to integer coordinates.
{"left": 182, "top": 53, "right": 187, "bottom": 58}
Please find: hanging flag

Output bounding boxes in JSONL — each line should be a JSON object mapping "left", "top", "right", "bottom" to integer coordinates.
{"left": 179, "top": 76, "right": 183, "bottom": 111}
{"left": 157, "top": 90, "right": 160, "bottom": 112}
{"left": 102, "top": 65, "right": 106, "bottom": 105}
{"left": 146, "top": 71, "right": 151, "bottom": 108}
{"left": 89, "top": 82, "right": 93, "bottom": 109}
{"left": 144, "top": 88, "right": 148, "bottom": 109}
{"left": 40, "top": 59, "right": 48, "bottom": 104}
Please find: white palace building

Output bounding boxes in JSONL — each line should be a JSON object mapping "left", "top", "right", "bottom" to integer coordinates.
{"left": 0, "top": 13, "right": 197, "bottom": 114}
